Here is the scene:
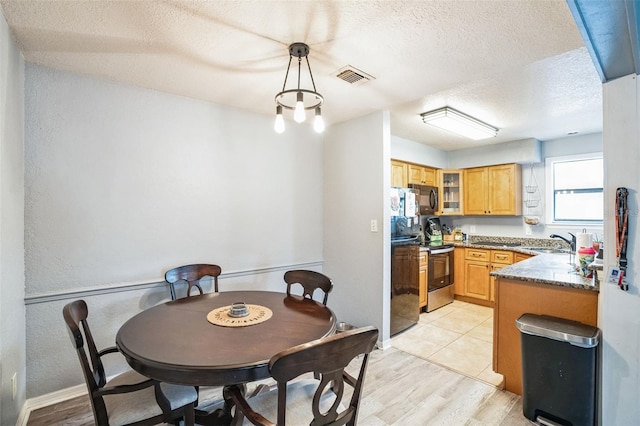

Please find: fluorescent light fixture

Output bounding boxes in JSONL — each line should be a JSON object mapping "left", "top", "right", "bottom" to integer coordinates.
{"left": 420, "top": 107, "right": 498, "bottom": 140}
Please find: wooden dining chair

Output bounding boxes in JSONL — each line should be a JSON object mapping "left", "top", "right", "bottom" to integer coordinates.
{"left": 165, "top": 263, "right": 222, "bottom": 300}
{"left": 283, "top": 270, "right": 333, "bottom": 305}
{"left": 227, "top": 326, "right": 378, "bottom": 426}
{"left": 62, "top": 299, "right": 197, "bottom": 426}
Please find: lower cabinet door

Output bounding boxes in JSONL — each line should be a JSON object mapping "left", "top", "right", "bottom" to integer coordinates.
{"left": 464, "top": 260, "right": 490, "bottom": 300}
{"left": 419, "top": 265, "right": 428, "bottom": 308}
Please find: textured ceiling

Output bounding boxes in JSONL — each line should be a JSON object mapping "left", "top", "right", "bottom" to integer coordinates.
{"left": 0, "top": 0, "right": 603, "bottom": 151}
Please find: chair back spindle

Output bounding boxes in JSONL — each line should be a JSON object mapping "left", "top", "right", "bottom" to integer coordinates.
{"left": 165, "top": 264, "right": 222, "bottom": 300}
{"left": 283, "top": 270, "right": 333, "bottom": 305}
{"left": 228, "top": 326, "right": 378, "bottom": 426}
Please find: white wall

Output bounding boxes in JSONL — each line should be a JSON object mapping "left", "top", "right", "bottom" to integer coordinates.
{"left": 24, "top": 64, "right": 325, "bottom": 398}
{"left": 390, "top": 134, "right": 448, "bottom": 168}
{"left": 448, "top": 138, "right": 541, "bottom": 168}
{"left": 323, "top": 111, "right": 390, "bottom": 345}
{"left": 543, "top": 131, "right": 602, "bottom": 157}
{"left": 600, "top": 74, "right": 640, "bottom": 424}
{"left": 0, "top": 12, "right": 26, "bottom": 425}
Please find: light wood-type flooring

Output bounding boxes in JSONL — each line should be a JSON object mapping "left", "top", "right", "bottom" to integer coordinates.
{"left": 27, "top": 300, "right": 532, "bottom": 425}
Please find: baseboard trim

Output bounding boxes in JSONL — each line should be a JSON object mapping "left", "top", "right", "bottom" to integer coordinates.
{"left": 17, "top": 383, "right": 87, "bottom": 426}
{"left": 378, "top": 338, "right": 392, "bottom": 350}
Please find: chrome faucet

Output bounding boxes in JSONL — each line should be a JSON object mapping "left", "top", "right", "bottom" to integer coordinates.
{"left": 550, "top": 233, "right": 576, "bottom": 251}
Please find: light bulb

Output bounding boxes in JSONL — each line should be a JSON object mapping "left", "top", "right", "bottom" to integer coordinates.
{"left": 313, "top": 107, "right": 325, "bottom": 133}
{"left": 294, "top": 91, "right": 305, "bottom": 123}
{"left": 274, "top": 106, "right": 285, "bottom": 134}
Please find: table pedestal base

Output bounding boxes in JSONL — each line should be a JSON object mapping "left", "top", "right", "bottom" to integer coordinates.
{"left": 194, "top": 384, "right": 246, "bottom": 426}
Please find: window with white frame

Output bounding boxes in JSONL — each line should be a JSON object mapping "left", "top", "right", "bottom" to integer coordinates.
{"left": 545, "top": 153, "right": 603, "bottom": 224}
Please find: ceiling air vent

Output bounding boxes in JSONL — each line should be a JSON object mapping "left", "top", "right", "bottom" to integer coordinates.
{"left": 335, "top": 66, "right": 375, "bottom": 86}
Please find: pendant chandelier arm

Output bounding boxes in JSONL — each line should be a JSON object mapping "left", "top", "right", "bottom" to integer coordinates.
{"left": 305, "top": 56, "right": 318, "bottom": 93}
{"left": 281, "top": 55, "right": 293, "bottom": 93}
{"left": 297, "top": 56, "right": 302, "bottom": 90}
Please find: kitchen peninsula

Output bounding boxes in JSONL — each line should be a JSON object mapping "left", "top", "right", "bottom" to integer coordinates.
{"left": 490, "top": 251, "right": 599, "bottom": 395}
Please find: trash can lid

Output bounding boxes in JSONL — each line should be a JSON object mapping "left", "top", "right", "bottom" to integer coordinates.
{"left": 516, "top": 313, "right": 600, "bottom": 348}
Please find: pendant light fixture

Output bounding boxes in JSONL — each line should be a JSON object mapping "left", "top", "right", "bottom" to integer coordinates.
{"left": 274, "top": 42, "right": 324, "bottom": 133}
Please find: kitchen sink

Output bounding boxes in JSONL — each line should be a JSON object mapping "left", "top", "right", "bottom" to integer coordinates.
{"left": 475, "top": 241, "right": 522, "bottom": 247}
{"left": 520, "top": 246, "right": 570, "bottom": 254}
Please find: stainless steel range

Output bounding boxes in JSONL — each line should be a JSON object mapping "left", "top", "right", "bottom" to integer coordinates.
{"left": 424, "top": 217, "right": 454, "bottom": 312}
{"left": 426, "top": 244, "right": 454, "bottom": 312}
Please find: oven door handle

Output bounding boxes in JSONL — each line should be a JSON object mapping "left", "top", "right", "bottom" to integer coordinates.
{"left": 429, "top": 246, "right": 454, "bottom": 254}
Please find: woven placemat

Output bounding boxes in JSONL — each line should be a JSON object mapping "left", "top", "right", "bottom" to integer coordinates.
{"left": 206, "top": 304, "right": 273, "bottom": 327}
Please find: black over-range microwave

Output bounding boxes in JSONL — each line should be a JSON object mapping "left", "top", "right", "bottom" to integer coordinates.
{"left": 410, "top": 184, "right": 438, "bottom": 215}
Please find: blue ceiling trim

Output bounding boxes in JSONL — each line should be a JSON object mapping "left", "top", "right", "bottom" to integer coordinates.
{"left": 566, "top": 0, "right": 640, "bottom": 82}
{"left": 625, "top": 0, "right": 640, "bottom": 73}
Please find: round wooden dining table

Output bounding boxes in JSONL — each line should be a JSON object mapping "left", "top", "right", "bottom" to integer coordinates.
{"left": 116, "top": 290, "right": 336, "bottom": 425}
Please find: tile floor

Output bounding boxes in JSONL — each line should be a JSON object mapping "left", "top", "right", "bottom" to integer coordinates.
{"left": 391, "top": 300, "right": 504, "bottom": 387}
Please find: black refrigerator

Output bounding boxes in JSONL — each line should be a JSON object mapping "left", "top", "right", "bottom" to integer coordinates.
{"left": 390, "top": 241, "right": 420, "bottom": 336}
{"left": 390, "top": 187, "right": 422, "bottom": 336}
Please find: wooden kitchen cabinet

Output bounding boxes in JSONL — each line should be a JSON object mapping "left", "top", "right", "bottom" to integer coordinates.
{"left": 438, "top": 169, "right": 463, "bottom": 215}
{"left": 419, "top": 252, "right": 428, "bottom": 309}
{"left": 463, "top": 163, "right": 522, "bottom": 215}
{"left": 464, "top": 248, "right": 491, "bottom": 300}
{"left": 453, "top": 247, "right": 466, "bottom": 296}
{"left": 494, "top": 278, "right": 598, "bottom": 395}
{"left": 408, "top": 164, "right": 436, "bottom": 186}
{"left": 391, "top": 160, "right": 408, "bottom": 187}
{"left": 514, "top": 252, "right": 532, "bottom": 263}
{"left": 459, "top": 247, "right": 517, "bottom": 305}
{"left": 465, "top": 260, "right": 491, "bottom": 299}
{"left": 489, "top": 250, "right": 513, "bottom": 302}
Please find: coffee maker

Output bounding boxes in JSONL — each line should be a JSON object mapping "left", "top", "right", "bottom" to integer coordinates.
{"left": 424, "top": 217, "right": 444, "bottom": 247}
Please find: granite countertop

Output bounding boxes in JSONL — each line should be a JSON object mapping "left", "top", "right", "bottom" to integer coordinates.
{"left": 490, "top": 252, "right": 598, "bottom": 292}
{"left": 450, "top": 236, "right": 599, "bottom": 292}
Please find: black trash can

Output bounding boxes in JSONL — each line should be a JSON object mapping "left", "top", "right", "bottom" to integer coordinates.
{"left": 516, "top": 314, "right": 600, "bottom": 426}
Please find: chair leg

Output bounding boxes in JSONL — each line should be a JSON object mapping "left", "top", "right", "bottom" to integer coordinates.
{"left": 183, "top": 402, "right": 195, "bottom": 426}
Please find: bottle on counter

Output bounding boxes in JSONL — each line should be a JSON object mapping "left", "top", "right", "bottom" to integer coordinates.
{"left": 578, "top": 247, "right": 596, "bottom": 277}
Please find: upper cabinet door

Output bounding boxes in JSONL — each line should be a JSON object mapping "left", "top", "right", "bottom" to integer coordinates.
{"left": 439, "top": 169, "right": 463, "bottom": 215}
{"left": 408, "top": 164, "right": 436, "bottom": 185}
{"left": 408, "top": 164, "right": 423, "bottom": 185}
{"left": 391, "top": 160, "right": 408, "bottom": 187}
{"left": 463, "top": 164, "right": 522, "bottom": 216}
{"left": 488, "top": 164, "right": 522, "bottom": 215}
{"left": 422, "top": 167, "right": 436, "bottom": 186}
{"left": 463, "top": 167, "right": 489, "bottom": 215}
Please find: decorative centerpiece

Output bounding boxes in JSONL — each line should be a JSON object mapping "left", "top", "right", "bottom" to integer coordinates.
{"left": 207, "top": 303, "right": 273, "bottom": 327}
{"left": 228, "top": 302, "right": 249, "bottom": 318}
